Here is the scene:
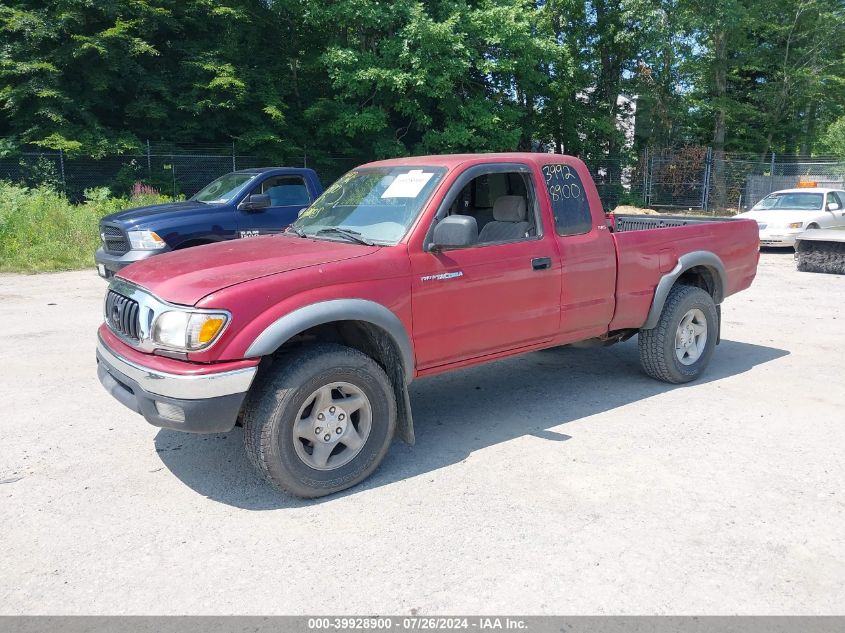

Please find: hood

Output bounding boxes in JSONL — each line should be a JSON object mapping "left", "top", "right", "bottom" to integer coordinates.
{"left": 100, "top": 200, "right": 213, "bottom": 226}
{"left": 734, "top": 209, "right": 821, "bottom": 225}
{"left": 118, "top": 235, "right": 378, "bottom": 305}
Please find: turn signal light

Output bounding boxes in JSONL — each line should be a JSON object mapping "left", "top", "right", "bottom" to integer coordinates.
{"left": 197, "top": 317, "right": 226, "bottom": 344}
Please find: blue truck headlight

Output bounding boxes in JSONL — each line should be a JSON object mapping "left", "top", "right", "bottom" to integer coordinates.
{"left": 127, "top": 229, "right": 167, "bottom": 250}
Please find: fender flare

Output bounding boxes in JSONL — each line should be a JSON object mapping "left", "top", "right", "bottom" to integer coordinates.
{"left": 245, "top": 299, "right": 415, "bottom": 384}
{"left": 642, "top": 251, "right": 727, "bottom": 330}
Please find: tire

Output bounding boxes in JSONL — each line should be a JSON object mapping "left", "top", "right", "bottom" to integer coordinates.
{"left": 242, "top": 343, "right": 397, "bottom": 498}
{"left": 638, "top": 285, "right": 718, "bottom": 384}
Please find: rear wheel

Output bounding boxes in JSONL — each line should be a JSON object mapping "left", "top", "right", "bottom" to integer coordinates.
{"left": 243, "top": 343, "right": 396, "bottom": 498}
{"left": 638, "top": 285, "right": 718, "bottom": 384}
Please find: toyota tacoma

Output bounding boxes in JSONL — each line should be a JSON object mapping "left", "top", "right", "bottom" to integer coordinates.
{"left": 95, "top": 153, "right": 760, "bottom": 497}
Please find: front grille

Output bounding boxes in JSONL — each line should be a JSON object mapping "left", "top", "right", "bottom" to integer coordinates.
{"left": 105, "top": 290, "right": 141, "bottom": 340}
{"left": 101, "top": 225, "right": 130, "bottom": 254}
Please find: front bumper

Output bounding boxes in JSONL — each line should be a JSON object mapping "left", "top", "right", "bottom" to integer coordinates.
{"left": 94, "top": 247, "right": 169, "bottom": 279}
{"left": 95, "top": 336, "right": 257, "bottom": 433}
{"left": 758, "top": 230, "right": 802, "bottom": 247}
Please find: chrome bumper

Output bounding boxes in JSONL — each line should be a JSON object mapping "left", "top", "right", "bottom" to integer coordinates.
{"left": 96, "top": 336, "right": 256, "bottom": 400}
{"left": 759, "top": 231, "right": 801, "bottom": 247}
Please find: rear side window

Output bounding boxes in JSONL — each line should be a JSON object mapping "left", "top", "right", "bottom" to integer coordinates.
{"left": 543, "top": 164, "right": 592, "bottom": 236}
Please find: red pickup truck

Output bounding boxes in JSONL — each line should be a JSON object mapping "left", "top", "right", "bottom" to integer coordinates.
{"left": 96, "top": 153, "right": 759, "bottom": 497}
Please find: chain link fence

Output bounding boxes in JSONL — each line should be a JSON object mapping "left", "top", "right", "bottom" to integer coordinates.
{"left": 560, "top": 149, "right": 842, "bottom": 212}
{"left": 0, "top": 141, "right": 358, "bottom": 201}
{"left": 1, "top": 140, "right": 842, "bottom": 211}
{"left": 642, "top": 146, "right": 710, "bottom": 209}
{"left": 642, "top": 147, "right": 845, "bottom": 213}
{"left": 585, "top": 158, "right": 645, "bottom": 211}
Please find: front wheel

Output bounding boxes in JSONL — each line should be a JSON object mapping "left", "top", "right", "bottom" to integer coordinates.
{"left": 242, "top": 343, "right": 397, "bottom": 498}
{"left": 638, "top": 285, "right": 718, "bottom": 384}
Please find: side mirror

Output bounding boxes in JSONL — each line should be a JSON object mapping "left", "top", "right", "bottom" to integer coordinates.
{"left": 239, "top": 193, "right": 271, "bottom": 211}
{"left": 828, "top": 202, "right": 840, "bottom": 211}
{"left": 430, "top": 215, "right": 478, "bottom": 251}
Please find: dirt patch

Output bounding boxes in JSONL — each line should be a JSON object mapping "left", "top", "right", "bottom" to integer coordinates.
{"left": 611, "top": 205, "right": 660, "bottom": 215}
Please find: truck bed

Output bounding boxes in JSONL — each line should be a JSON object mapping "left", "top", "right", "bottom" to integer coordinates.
{"left": 607, "top": 214, "right": 759, "bottom": 331}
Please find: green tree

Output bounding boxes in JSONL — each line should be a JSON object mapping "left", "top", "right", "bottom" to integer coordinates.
{"left": 0, "top": 1, "right": 294, "bottom": 155}
{"left": 1, "top": 0, "right": 844, "bottom": 175}
{"left": 295, "top": 0, "right": 564, "bottom": 160}
{"left": 819, "top": 116, "right": 845, "bottom": 157}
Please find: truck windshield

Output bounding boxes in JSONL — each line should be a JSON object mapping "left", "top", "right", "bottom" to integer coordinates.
{"left": 192, "top": 173, "right": 257, "bottom": 204}
{"left": 290, "top": 166, "right": 446, "bottom": 245}
{"left": 753, "top": 192, "right": 824, "bottom": 211}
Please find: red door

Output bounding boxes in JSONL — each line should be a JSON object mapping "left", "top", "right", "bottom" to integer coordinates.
{"left": 410, "top": 240, "right": 561, "bottom": 368}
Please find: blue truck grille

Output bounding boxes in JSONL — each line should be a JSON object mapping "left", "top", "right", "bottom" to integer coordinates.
{"left": 101, "top": 224, "right": 130, "bottom": 255}
{"left": 105, "top": 290, "right": 141, "bottom": 341}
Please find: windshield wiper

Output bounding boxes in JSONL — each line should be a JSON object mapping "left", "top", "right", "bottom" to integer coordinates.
{"left": 315, "top": 228, "right": 374, "bottom": 246}
{"left": 286, "top": 226, "right": 307, "bottom": 238}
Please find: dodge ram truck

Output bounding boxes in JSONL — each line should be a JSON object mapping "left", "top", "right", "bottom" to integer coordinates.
{"left": 95, "top": 167, "right": 323, "bottom": 278}
{"left": 95, "top": 153, "right": 760, "bottom": 498}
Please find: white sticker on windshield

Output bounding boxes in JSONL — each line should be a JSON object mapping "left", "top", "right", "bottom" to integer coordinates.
{"left": 381, "top": 170, "right": 434, "bottom": 198}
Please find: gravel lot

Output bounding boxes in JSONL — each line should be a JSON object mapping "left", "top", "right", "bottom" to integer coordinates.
{"left": 1, "top": 251, "right": 843, "bottom": 615}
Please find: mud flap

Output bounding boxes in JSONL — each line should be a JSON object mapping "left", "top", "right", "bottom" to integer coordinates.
{"left": 386, "top": 358, "right": 414, "bottom": 445}
{"left": 396, "top": 384, "right": 416, "bottom": 445}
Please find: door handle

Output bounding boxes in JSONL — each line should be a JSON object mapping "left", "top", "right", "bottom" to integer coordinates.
{"left": 532, "top": 257, "right": 552, "bottom": 270}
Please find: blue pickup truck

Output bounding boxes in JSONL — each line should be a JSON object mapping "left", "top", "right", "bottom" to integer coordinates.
{"left": 95, "top": 167, "right": 323, "bottom": 278}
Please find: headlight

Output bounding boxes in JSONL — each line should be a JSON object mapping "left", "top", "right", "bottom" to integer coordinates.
{"left": 151, "top": 311, "right": 228, "bottom": 350}
{"left": 786, "top": 222, "right": 803, "bottom": 229}
{"left": 127, "top": 229, "right": 167, "bottom": 250}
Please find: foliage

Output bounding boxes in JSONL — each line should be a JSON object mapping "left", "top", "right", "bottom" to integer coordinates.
{"left": 0, "top": 181, "right": 172, "bottom": 272}
{"left": 17, "top": 155, "right": 62, "bottom": 189}
{"left": 0, "top": 0, "right": 843, "bottom": 172}
{"left": 105, "top": 159, "right": 170, "bottom": 197}
{"left": 819, "top": 117, "right": 845, "bottom": 158}
{"left": 131, "top": 182, "right": 161, "bottom": 197}
{"left": 616, "top": 191, "right": 647, "bottom": 209}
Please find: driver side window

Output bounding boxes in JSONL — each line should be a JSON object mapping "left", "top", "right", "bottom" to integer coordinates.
{"left": 828, "top": 192, "right": 843, "bottom": 209}
{"left": 442, "top": 170, "right": 540, "bottom": 246}
{"left": 249, "top": 176, "right": 310, "bottom": 206}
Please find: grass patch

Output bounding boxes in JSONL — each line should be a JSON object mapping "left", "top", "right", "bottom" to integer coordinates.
{"left": 0, "top": 182, "right": 173, "bottom": 273}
